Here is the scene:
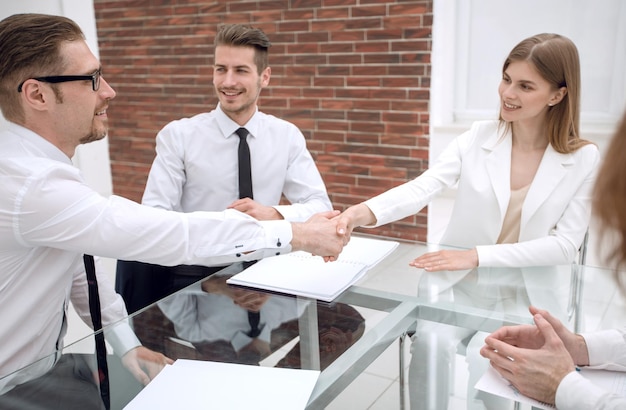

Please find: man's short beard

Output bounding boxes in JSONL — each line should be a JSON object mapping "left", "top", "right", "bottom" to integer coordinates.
{"left": 53, "top": 87, "right": 107, "bottom": 145}
{"left": 79, "top": 129, "right": 106, "bottom": 144}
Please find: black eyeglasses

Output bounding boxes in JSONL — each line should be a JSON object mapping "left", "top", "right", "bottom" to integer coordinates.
{"left": 17, "top": 69, "right": 101, "bottom": 93}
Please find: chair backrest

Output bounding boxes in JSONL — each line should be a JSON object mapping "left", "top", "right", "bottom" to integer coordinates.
{"left": 568, "top": 228, "right": 589, "bottom": 332}
{"left": 578, "top": 229, "right": 590, "bottom": 265}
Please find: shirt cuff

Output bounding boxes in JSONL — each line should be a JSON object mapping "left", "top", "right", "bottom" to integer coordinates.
{"left": 258, "top": 220, "right": 293, "bottom": 255}
{"left": 475, "top": 245, "right": 490, "bottom": 266}
{"left": 104, "top": 320, "right": 141, "bottom": 357}
{"left": 362, "top": 199, "right": 387, "bottom": 227}
{"left": 555, "top": 370, "right": 607, "bottom": 409}
{"left": 582, "top": 329, "right": 625, "bottom": 366}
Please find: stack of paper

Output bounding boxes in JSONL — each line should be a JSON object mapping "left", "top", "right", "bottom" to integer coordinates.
{"left": 124, "top": 359, "right": 320, "bottom": 409}
{"left": 226, "top": 236, "right": 399, "bottom": 302}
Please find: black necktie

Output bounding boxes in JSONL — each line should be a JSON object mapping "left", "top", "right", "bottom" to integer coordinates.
{"left": 83, "top": 254, "right": 110, "bottom": 410}
{"left": 235, "top": 127, "right": 253, "bottom": 199}
{"left": 236, "top": 132, "right": 260, "bottom": 336}
{"left": 241, "top": 260, "right": 261, "bottom": 338}
{"left": 247, "top": 310, "right": 261, "bottom": 338}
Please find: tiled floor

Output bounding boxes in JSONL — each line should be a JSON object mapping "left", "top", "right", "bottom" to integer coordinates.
{"left": 65, "top": 194, "right": 611, "bottom": 409}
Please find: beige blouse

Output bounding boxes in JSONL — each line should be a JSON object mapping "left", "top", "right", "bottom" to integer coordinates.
{"left": 497, "top": 184, "right": 530, "bottom": 244}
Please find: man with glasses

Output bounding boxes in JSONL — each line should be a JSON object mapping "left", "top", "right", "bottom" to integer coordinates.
{"left": 17, "top": 68, "right": 102, "bottom": 92}
{"left": 0, "top": 13, "right": 344, "bottom": 409}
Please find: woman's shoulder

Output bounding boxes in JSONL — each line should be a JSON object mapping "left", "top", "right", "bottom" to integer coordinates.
{"left": 558, "top": 141, "right": 601, "bottom": 175}
{"left": 572, "top": 141, "right": 600, "bottom": 161}
{"left": 470, "top": 119, "right": 501, "bottom": 131}
{"left": 461, "top": 120, "right": 502, "bottom": 139}
{"left": 455, "top": 120, "right": 503, "bottom": 148}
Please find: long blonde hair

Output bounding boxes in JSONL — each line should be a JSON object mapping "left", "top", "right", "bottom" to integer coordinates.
{"left": 499, "top": 33, "right": 591, "bottom": 153}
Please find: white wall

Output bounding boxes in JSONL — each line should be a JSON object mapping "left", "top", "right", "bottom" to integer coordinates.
{"left": 0, "top": 0, "right": 112, "bottom": 197}
{"left": 431, "top": 0, "right": 626, "bottom": 132}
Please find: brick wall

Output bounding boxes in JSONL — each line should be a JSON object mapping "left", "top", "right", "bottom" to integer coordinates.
{"left": 94, "top": 0, "right": 432, "bottom": 242}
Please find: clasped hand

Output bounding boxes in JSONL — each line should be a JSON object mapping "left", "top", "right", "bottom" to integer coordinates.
{"left": 292, "top": 210, "right": 348, "bottom": 261}
{"left": 228, "top": 198, "right": 283, "bottom": 220}
{"left": 479, "top": 306, "right": 588, "bottom": 405}
{"left": 201, "top": 274, "right": 269, "bottom": 311}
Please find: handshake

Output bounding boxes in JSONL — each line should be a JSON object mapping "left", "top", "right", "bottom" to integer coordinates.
{"left": 292, "top": 203, "right": 480, "bottom": 273}
{"left": 290, "top": 203, "right": 376, "bottom": 261}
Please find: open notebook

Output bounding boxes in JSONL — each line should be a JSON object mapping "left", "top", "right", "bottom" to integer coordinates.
{"left": 226, "top": 236, "right": 399, "bottom": 302}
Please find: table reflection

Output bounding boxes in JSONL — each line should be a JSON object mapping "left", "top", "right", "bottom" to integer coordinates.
{"left": 131, "top": 272, "right": 366, "bottom": 370}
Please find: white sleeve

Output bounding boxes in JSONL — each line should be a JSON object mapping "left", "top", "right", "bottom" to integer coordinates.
{"left": 16, "top": 165, "right": 294, "bottom": 266}
{"left": 70, "top": 257, "right": 140, "bottom": 357}
{"left": 274, "top": 127, "right": 332, "bottom": 221}
{"left": 142, "top": 124, "right": 187, "bottom": 211}
{"left": 583, "top": 329, "right": 626, "bottom": 371}
{"left": 556, "top": 371, "right": 626, "bottom": 409}
{"left": 364, "top": 127, "right": 466, "bottom": 227}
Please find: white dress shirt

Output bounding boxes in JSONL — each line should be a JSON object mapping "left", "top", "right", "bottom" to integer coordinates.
{"left": 556, "top": 328, "right": 626, "bottom": 409}
{"left": 364, "top": 120, "right": 600, "bottom": 267}
{"left": 142, "top": 104, "right": 332, "bottom": 220}
{"left": 0, "top": 122, "right": 294, "bottom": 391}
{"left": 157, "top": 280, "right": 305, "bottom": 352}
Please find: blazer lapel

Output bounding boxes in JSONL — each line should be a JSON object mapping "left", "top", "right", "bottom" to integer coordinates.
{"left": 521, "top": 145, "right": 572, "bottom": 228}
{"left": 483, "top": 130, "right": 512, "bottom": 223}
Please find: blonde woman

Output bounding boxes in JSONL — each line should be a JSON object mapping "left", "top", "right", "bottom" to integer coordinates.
{"left": 337, "top": 33, "right": 599, "bottom": 409}
{"left": 481, "top": 110, "right": 626, "bottom": 409}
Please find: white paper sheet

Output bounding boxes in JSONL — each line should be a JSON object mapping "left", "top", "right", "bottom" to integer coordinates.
{"left": 124, "top": 359, "right": 320, "bottom": 409}
{"left": 475, "top": 366, "right": 555, "bottom": 409}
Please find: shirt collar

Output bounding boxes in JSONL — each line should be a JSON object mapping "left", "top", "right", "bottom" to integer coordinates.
{"left": 5, "top": 121, "right": 72, "bottom": 164}
{"left": 215, "top": 104, "right": 260, "bottom": 140}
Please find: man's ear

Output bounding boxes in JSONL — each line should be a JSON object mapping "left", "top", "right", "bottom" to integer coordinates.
{"left": 260, "top": 66, "right": 271, "bottom": 88}
{"left": 20, "top": 80, "right": 50, "bottom": 111}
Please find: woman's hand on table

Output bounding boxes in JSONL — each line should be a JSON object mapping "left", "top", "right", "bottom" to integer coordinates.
{"left": 409, "top": 249, "right": 478, "bottom": 271}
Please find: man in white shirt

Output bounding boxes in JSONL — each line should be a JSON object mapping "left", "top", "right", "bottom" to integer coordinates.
{"left": 155, "top": 275, "right": 304, "bottom": 364}
{"left": 0, "top": 13, "right": 343, "bottom": 408}
{"left": 481, "top": 306, "right": 626, "bottom": 409}
{"left": 116, "top": 23, "right": 333, "bottom": 312}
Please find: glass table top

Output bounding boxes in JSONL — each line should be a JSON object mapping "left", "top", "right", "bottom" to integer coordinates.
{"left": 1, "top": 237, "right": 623, "bottom": 409}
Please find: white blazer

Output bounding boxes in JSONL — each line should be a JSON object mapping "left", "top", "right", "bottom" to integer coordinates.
{"left": 365, "top": 120, "right": 600, "bottom": 267}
